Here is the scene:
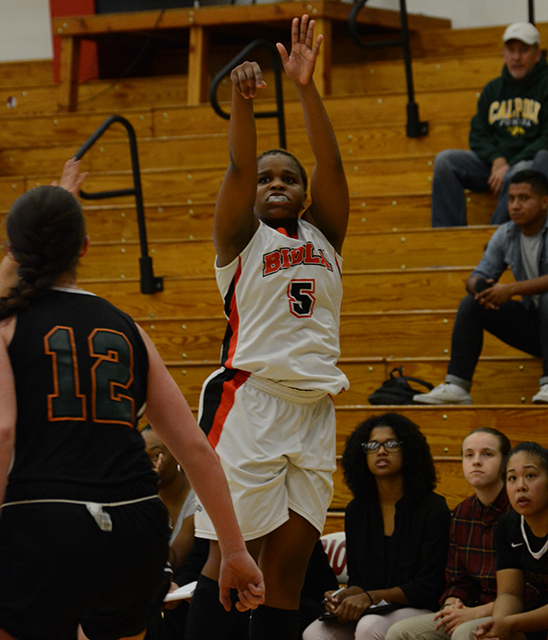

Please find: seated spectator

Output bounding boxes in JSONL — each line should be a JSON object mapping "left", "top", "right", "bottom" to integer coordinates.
{"left": 385, "top": 427, "right": 511, "bottom": 640}
{"left": 140, "top": 424, "right": 338, "bottom": 640}
{"left": 416, "top": 170, "right": 548, "bottom": 405}
{"left": 143, "top": 425, "right": 196, "bottom": 573}
{"left": 302, "top": 413, "right": 450, "bottom": 640}
{"left": 431, "top": 22, "right": 548, "bottom": 227}
{"left": 475, "top": 442, "right": 548, "bottom": 640}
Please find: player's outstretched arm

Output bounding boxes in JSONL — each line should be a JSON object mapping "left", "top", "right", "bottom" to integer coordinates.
{"left": 213, "top": 62, "right": 267, "bottom": 267}
{"left": 277, "top": 15, "right": 349, "bottom": 254}
{"left": 139, "top": 327, "right": 265, "bottom": 611}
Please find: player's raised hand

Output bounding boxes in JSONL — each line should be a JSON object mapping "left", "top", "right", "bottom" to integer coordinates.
{"left": 276, "top": 15, "right": 322, "bottom": 86}
{"left": 230, "top": 61, "right": 267, "bottom": 99}
{"left": 51, "top": 157, "right": 88, "bottom": 197}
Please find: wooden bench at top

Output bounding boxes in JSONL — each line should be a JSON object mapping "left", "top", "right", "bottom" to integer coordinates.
{"left": 52, "top": 0, "right": 449, "bottom": 111}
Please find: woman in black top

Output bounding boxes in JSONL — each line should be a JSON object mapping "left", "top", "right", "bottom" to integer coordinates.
{"left": 303, "top": 412, "right": 450, "bottom": 640}
{"left": 475, "top": 441, "right": 548, "bottom": 640}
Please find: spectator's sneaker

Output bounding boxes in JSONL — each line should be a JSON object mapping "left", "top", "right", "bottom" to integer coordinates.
{"left": 413, "top": 383, "right": 472, "bottom": 405}
{"left": 532, "top": 385, "right": 548, "bottom": 404}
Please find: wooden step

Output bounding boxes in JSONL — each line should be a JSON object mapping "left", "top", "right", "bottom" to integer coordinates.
{"left": 137, "top": 308, "right": 525, "bottom": 362}
{"left": 158, "top": 353, "right": 542, "bottom": 408}
{"left": 18, "top": 156, "right": 436, "bottom": 207}
{"left": 0, "top": 85, "right": 479, "bottom": 152}
{"left": 0, "top": 191, "right": 492, "bottom": 244}
{"left": 77, "top": 267, "right": 510, "bottom": 319}
{"left": 75, "top": 227, "right": 494, "bottom": 280}
{"left": 380, "top": 356, "right": 542, "bottom": 406}
{"left": 410, "top": 22, "right": 548, "bottom": 59}
{"left": 333, "top": 55, "right": 502, "bottom": 95}
{"left": 334, "top": 405, "right": 548, "bottom": 457}
{"left": 0, "top": 60, "right": 54, "bottom": 88}
{"left": 0, "top": 110, "right": 153, "bottom": 149}
{"left": 341, "top": 268, "right": 513, "bottom": 312}
{"left": 0, "top": 119, "right": 470, "bottom": 178}
{"left": 72, "top": 192, "right": 488, "bottom": 239}
{"left": 154, "top": 88, "right": 481, "bottom": 137}
{"left": 69, "top": 120, "right": 472, "bottom": 174}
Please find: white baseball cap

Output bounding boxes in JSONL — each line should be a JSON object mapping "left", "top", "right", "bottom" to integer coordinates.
{"left": 503, "top": 22, "right": 541, "bottom": 46}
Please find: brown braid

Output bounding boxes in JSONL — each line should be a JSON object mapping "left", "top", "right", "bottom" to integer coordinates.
{"left": 0, "top": 185, "right": 86, "bottom": 320}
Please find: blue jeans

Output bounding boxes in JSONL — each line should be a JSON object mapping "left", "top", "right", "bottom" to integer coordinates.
{"left": 446, "top": 293, "right": 548, "bottom": 390}
{"left": 431, "top": 148, "right": 548, "bottom": 227}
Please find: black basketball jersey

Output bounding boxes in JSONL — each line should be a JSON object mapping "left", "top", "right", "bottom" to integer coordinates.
{"left": 6, "top": 288, "right": 158, "bottom": 503}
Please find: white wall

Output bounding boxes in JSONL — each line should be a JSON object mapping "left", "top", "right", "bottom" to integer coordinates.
{"left": 0, "top": 0, "right": 52, "bottom": 62}
{"left": 0, "top": 0, "right": 547, "bottom": 63}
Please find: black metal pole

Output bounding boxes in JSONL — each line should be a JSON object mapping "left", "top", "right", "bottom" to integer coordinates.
{"left": 209, "top": 39, "right": 286, "bottom": 149}
{"left": 74, "top": 114, "right": 163, "bottom": 294}
{"left": 528, "top": 0, "right": 535, "bottom": 24}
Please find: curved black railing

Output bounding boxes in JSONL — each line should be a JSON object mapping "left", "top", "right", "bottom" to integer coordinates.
{"left": 210, "top": 39, "right": 286, "bottom": 149}
{"left": 349, "top": 0, "right": 427, "bottom": 138}
{"left": 73, "top": 114, "right": 163, "bottom": 295}
{"left": 529, "top": 0, "right": 536, "bottom": 23}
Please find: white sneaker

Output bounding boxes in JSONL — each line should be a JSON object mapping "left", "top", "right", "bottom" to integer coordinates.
{"left": 532, "top": 385, "right": 548, "bottom": 404}
{"left": 413, "top": 383, "right": 472, "bottom": 405}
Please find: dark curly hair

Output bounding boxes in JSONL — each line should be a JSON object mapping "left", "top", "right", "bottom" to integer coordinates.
{"left": 342, "top": 412, "right": 437, "bottom": 503}
{"left": 257, "top": 148, "right": 308, "bottom": 193}
{"left": 0, "top": 185, "right": 86, "bottom": 320}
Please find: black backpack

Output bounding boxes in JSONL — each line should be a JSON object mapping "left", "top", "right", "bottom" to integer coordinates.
{"left": 368, "top": 366, "right": 434, "bottom": 405}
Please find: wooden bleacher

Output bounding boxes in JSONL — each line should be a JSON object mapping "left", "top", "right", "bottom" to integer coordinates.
{"left": 2, "top": 6, "right": 548, "bottom": 535}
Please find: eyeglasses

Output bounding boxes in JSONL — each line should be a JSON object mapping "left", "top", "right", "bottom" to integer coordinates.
{"left": 362, "top": 439, "right": 402, "bottom": 454}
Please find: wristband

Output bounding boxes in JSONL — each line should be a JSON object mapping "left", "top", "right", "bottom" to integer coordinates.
{"left": 364, "top": 590, "right": 373, "bottom": 605}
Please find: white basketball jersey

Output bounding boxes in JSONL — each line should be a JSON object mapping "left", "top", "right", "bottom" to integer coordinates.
{"left": 215, "top": 219, "right": 349, "bottom": 395}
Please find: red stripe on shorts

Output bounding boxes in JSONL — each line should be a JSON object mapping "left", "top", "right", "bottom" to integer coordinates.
{"left": 207, "top": 369, "right": 250, "bottom": 449}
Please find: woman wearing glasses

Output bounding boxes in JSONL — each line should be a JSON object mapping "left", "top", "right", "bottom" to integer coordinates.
{"left": 303, "top": 412, "right": 450, "bottom": 640}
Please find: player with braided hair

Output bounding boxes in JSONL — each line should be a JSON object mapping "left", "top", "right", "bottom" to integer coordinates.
{"left": 0, "top": 161, "right": 264, "bottom": 640}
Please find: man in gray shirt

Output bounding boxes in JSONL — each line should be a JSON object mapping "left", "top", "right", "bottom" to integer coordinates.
{"left": 416, "top": 170, "right": 548, "bottom": 404}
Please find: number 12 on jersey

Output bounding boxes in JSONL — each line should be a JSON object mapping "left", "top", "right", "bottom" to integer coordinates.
{"left": 44, "top": 326, "right": 136, "bottom": 427}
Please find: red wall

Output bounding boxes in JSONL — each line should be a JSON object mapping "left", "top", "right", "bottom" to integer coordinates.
{"left": 49, "top": 0, "right": 98, "bottom": 83}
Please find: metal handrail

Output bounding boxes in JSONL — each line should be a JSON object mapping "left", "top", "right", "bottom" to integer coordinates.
{"left": 209, "top": 39, "right": 286, "bottom": 149}
{"left": 349, "top": 0, "right": 427, "bottom": 138}
{"left": 529, "top": 0, "right": 535, "bottom": 23}
{"left": 73, "top": 115, "right": 163, "bottom": 295}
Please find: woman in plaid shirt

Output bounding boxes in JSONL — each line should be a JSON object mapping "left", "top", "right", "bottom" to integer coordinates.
{"left": 386, "top": 427, "right": 511, "bottom": 640}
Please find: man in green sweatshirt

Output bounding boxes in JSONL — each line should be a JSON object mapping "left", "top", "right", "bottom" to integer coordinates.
{"left": 432, "top": 22, "right": 548, "bottom": 227}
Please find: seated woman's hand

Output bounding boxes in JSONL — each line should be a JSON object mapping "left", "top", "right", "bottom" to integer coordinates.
{"left": 334, "top": 592, "right": 372, "bottom": 623}
{"left": 434, "top": 600, "right": 475, "bottom": 634}
{"left": 163, "top": 582, "right": 182, "bottom": 611}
